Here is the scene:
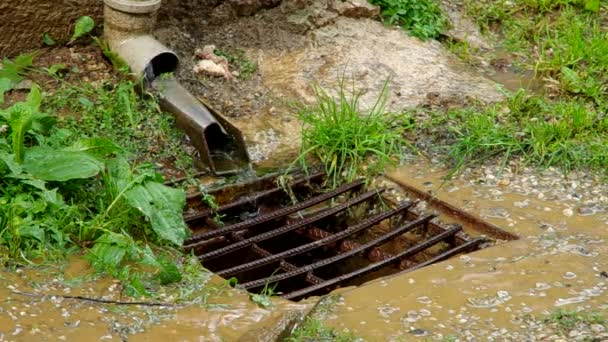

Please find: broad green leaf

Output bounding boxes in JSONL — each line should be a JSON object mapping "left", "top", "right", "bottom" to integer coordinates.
{"left": 19, "top": 225, "right": 45, "bottom": 241}
{"left": 0, "top": 153, "right": 22, "bottom": 175}
{"left": 22, "top": 146, "right": 104, "bottom": 181}
{"left": 8, "top": 103, "right": 33, "bottom": 163}
{"left": 0, "top": 53, "right": 34, "bottom": 84}
{"left": 26, "top": 84, "right": 42, "bottom": 110}
{"left": 157, "top": 257, "right": 182, "bottom": 285}
{"left": 68, "top": 138, "right": 122, "bottom": 158}
{"left": 70, "top": 16, "right": 95, "bottom": 43}
{"left": 42, "top": 33, "right": 56, "bottom": 46}
{"left": 31, "top": 114, "right": 56, "bottom": 135}
{"left": 0, "top": 78, "right": 11, "bottom": 104}
{"left": 124, "top": 182, "right": 188, "bottom": 246}
{"left": 21, "top": 179, "right": 47, "bottom": 191}
{"left": 87, "top": 240, "right": 128, "bottom": 269}
{"left": 41, "top": 188, "right": 65, "bottom": 206}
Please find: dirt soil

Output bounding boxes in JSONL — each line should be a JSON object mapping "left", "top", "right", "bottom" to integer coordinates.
{"left": 153, "top": 0, "right": 504, "bottom": 166}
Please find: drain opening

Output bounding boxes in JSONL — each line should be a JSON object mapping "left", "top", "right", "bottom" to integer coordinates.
{"left": 184, "top": 172, "right": 507, "bottom": 300}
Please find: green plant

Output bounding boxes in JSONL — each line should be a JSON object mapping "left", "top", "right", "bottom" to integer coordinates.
{"left": 294, "top": 79, "right": 413, "bottom": 187}
{"left": 44, "top": 77, "right": 194, "bottom": 173}
{"left": 70, "top": 16, "right": 95, "bottom": 44}
{"left": 199, "top": 188, "right": 226, "bottom": 225}
{"left": 444, "top": 89, "right": 608, "bottom": 173}
{"left": 369, "top": 0, "right": 447, "bottom": 40}
{"left": 42, "top": 33, "right": 57, "bottom": 46}
{"left": 286, "top": 295, "right": 359, "bottom": 342}
{"left": 0, "top": 53, "right": 35, "bottom": 104}
{"left": 93, "top": 37, "right": 130, "bottom": 72}
{"left": 543, "top": 309, "right": 606, "bottom": 334}
{"left": 0, "top": 84, "right": 189, "bottom": 295}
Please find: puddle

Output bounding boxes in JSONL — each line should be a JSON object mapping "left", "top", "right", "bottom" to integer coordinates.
{"left": 487, "top": 68, "right": 541, "bottom": 93}
{"left": 322, "top": 162, "right": 608, "bottom": 340}
{"left": 0, "top": 257, "right": 311, "bottom": 341}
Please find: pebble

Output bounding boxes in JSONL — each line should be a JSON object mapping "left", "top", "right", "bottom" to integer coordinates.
{"left": 590, "top": 324, "right": 605, "bottom": 333}
{"left": 578, "top": 206, "right": 596, "bottom": 216}
{"left": 562, "top": 208, "right": 574, "bottom": 217}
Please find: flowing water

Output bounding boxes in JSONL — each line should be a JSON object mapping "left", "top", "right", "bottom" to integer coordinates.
{"left": 321, "top": 162, "right": 608, "bottom": 340}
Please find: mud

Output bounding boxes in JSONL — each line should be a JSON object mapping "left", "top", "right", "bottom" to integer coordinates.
{"left": 321, "top": 162, "right": 608, "bottom": 340}
{"left": 153, "top": 0, "right": 504, "bottom": 166}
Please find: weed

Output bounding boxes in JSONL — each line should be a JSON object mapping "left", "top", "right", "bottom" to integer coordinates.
{"left": 213, "top": 48, "right": 258, "bottom": 80}
{"left": 43, "top": 77, "right": 194, "bottom": 174}
{"left": 198, "top": 187, "right": 226, "bottom": 225}
{"left": 70, "top": 16, "right": 95, "bottom": 44}
{"left": 443, "top": 89, "right": 608, "bottom": 173}
{"left": 286, "top": 295, "right": 359, "bottom": 342}
{"left": 0, "top": 55, "right": 193, "bottom": 297}
{"left": 369, "top": 0, "right": 447, "bottom": 40}
{"left": 426, "top": 1, "right": 608, "bottom": 175}
{"left": 543, "top": 309, "right": 606, "bottom": 335}
{"left": 0, "top": 53, "right": 35, "bottom": 104}
{"left": 293, "top": 79, "right": 413, "bottom": 187}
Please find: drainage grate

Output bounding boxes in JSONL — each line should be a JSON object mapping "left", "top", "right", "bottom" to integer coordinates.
{"left": 184, "top": 173, "right": 495, "bottom": 300}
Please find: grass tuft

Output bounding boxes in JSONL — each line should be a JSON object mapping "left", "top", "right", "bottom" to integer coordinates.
{"left": 294, "top": 79, "right": 413, "bottom": 187}
{"left": 543, "top": 309, "right": 606, "bottom": 335}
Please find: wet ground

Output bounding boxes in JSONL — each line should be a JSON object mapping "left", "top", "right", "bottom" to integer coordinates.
{"left": 2, "top": 1, "right": 607, "bottom": 341}
{"left": 322, "top": 162, "right": 608, "bottom": 340}
{"left": 0, "top": 257, "right": 312, "bottom": 341}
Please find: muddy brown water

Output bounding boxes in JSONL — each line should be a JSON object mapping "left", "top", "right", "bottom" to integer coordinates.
{"left": 0, "top": 256, "right": 312, "bottom": 341}
{"left": 2, "top": 161, "right": 606, "bottom": 340}
{"left": 322, "top": 163, "right": 608, "bottom": 340}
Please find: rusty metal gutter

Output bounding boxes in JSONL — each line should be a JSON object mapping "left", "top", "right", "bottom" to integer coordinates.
{"left": 103, "top": 0, "right": 250, "bottom": 175}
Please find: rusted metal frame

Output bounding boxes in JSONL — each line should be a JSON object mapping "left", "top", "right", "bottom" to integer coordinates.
{"left": 282, "top": 225, "right": 462, "bottom": 300}
{"left": 184, "top": 172, "right": 325, "bottom": 222}
{"left": 195, "top": 189, "right": 382, "bottom": 261}
{"left": 185, "top": 179, "right": 366, "bottom": 245}
{"left": 386, "top": 176, "right": 519, "bottom": 241}
{"left": 216, "top": 201, "right": 415, "bottom": 278}
{"left": 396, "top": 237, "right": 485, "bottom": 276}
{"left": 239, "top": 214, "right": 435, "bottom": 290}
{"left": 225, "top": 231, "right": 325, "bottom": 285}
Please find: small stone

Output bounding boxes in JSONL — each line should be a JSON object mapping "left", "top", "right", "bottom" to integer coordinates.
{"left": 13, "top": 79, "right": 33, "bottom": 90}
{"left": 568, "top": 330, "right": 579, "bottom": 338}
{"left": 590, "top": 324, "right": 605, "bottom": 333}
{"left": 562, "top": 208, "right": 574, "bottom": 217}
{"left": 578, "top": 206, "right": 596, "bottom": 216}
{"left": 409, "top": 328, "right": 429, "bottom": 336}
{"left": 330, "top": 0, "right": 380, "bottom": 18}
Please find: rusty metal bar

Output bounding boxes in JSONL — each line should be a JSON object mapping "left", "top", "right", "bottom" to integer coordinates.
{"left": 397, "top": 237, "right": 485, "bottom": 275}
{"left": 282, "top": 225, "right": 462, "bottom": 300}
{"left": 184, "top": 172, "right": 325, "bottom": 222}
{"left": 194, "top": 189, "right": 382, "bottom": 259}
{"left": 386, "top": 175, "right": 519, "bottom": 241}
{"left": 225, "top": 232, "right": 325, "bottom": 285}
{"left": 239, "top": 214, "right": 434, "bottom": 290}
{"left": 185, "top": 179, "right": 365, "bottom": 244}
{"left": 216, "top": 201, "right": 415, "bottom": 278}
